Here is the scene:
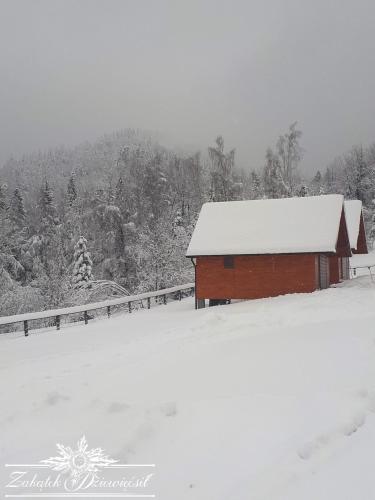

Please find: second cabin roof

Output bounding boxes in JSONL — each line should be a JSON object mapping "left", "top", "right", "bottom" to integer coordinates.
{"left": 186, "top": 194, "right": 348, "bottom": 257}
{"left": 344, "top": 200, "right": 363, "bottom": 251}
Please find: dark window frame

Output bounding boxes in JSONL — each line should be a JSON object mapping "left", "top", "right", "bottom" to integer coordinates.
{"left": 224, "top": 255, "right": 235, "bottom": 269}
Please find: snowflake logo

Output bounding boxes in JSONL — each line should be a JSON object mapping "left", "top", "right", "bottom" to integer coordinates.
{"left": 41, "top": 436, "right": 117, "bottom": 479}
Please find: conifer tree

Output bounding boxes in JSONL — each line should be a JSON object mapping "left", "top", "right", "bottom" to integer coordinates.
{"left": 72, "top": 236, "right": 93, "bottom": 288}
{"left": 39, "top": 180, "right": 56, "bottom": 221}
{"left": 343, "top": 145, "right": 374, "bottom": 206}
{"left": 369, "top": 213, "right": 375, "bottom": 249}
{"left": 311, "top": 170, "right": 323, "bottom": 195}
{"left": 67, "top": 172, "right": 77, "bottom": 206}
{"left": 0, "top": 183, "right": 7, "bottom": 212}
{"left": 115, "top": 176, "right": 128, "bottom": 215}
{"left": 298, "top": 185, "right": 308, "bottom": 197}
{"left": 10, "top": 188, "right": 26, "bottom": 226}
{"left": 249, "top": 171, "right": 262, "bottom": 199}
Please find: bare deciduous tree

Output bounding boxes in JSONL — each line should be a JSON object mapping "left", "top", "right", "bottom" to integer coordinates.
{"left": 208, "top": 136, "right": 236, "bottom": 202}
{"left": 276, "top": 122, "right": 303, "bottom": 196}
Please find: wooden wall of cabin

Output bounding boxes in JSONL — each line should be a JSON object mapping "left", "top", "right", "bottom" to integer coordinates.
{"left": 329, "top": 256, "right": 340, "bottom": 284}
{"left": 195, "top": 254, "right": 318, "bottom": 301}
{"left": 341, "top": 257, "right": 350, "bottom": 279}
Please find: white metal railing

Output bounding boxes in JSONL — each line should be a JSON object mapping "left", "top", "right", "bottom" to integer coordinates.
{"left": 0, "top": 282, "right": 195, "bottom": 336}
{"left": 350, "top": 263, "right": 375, "bottom": 281}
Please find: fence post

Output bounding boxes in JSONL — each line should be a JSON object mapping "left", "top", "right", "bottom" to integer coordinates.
{"left": 147, "top": 297, "right": 151, "bottom": 309}
{"left": 84, "top": 311, "right": 88, "bottom": 325}
{"left": 128, "top": 302, "right": 132, "bottom": 313}
{"left": 163, "top": 294, "right": 167, "bottom": 305}
{"left": 24, "top": 320, "right": 29, "bottom": 337}
{"left": 107, "top": 306, "right": 111, "bottom": 318}
{"left": 178, "top": 290, "right": 182, "bottom": 301}
{"left": 56, "top": 315, "right": 61, "bottom": 331}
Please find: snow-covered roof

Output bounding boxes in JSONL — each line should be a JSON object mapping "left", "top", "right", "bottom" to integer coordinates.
{"left": 186, "top": 195, "right": 345, "bottom": 256}
{"left": 344, "top": 200, "right": 363, "bottom": 250}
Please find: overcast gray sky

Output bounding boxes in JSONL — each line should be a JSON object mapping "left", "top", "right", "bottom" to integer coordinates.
{"left": 1, "top": 0, "right": 375, "bottom": 174}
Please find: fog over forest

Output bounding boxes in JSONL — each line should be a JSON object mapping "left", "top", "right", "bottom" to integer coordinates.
{"left": 1, "top": 0, "right": 375, "bottom": 172}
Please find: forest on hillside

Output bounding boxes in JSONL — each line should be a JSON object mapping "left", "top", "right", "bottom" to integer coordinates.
{"left": 1, "top": 124, "right": 375, "bottom": 316}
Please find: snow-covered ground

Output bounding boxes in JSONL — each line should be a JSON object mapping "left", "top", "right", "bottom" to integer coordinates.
{"left": 2, "top": 275, "right": 375, "bottom": 499}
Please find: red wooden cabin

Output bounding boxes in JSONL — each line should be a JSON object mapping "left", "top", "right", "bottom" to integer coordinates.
{"left": 186, "top": 195, "right": 352, "bottom": 308}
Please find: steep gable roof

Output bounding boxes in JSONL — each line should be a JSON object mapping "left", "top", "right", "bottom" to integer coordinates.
{"left": 187, "top": 194, "right": 349, "bottom": 257}
{"left": 344, "top": 200, "right": 368, "bottom": 253}
{"left": 344, "top": 200, "right": 362, "bottom": 250}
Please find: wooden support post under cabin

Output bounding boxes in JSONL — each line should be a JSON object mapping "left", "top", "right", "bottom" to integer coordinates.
{"left": 84, "top": 311, "right": 88, "bottom": 325}
{"left": 56, "top": 315, "right": 61, "bottom": 331}
{"left": 107, "top": 306, "right": 111, "bottom": 318}
{"left": 163, "top": 294, "right": 167, "bottom": 305}
{"left": 147, "top": 297, "right": 151, "bottom": 309}
{"left": 128, "top": 302, "right": 132, "bottom": 313}
{"left": 24, "top": 320, "right": 29, "bottom": 336}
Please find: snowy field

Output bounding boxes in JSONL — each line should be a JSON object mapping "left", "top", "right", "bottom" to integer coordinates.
{"left": 2, "top": 275, "right": 375, "bottom": 499}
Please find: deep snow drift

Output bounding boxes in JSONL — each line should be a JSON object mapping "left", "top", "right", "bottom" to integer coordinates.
{"left": 1, "top": 275, "right": 375, "bottom": 499}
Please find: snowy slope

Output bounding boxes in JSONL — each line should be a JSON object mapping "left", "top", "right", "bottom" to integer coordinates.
{"left": 1, "top": 278, "right": 375, "bottom": 499}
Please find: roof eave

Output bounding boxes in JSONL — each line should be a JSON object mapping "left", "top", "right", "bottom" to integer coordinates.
{"left": 186, "top": 250, "right": 338, "bottom": 258}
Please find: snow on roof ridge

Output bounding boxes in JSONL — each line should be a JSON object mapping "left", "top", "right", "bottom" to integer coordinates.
{"left": 200, "top": 193, "right": 343, "bottom": 208}
{"left": 187, "top": 194, "right": 345, "bottom": 256}
{"left": 344, "top": 199, "right": 363, "bottom": 250}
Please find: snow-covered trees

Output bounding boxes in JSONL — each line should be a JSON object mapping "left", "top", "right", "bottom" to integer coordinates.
{"left": 263, "top": 148, "right": 281, "bottom": 198}
{"left": 310, "top": 171, "right": 323, "bottom": 195}
{"left": 39, "top": 180, "right": 57, "bottom": 222}
{"left": 0, "top": 132, "right": 192, "bottom": 312}
{"left": 10, "top": 188, "right": 26, "bottom": 227}
{"left": 135, "top": 216, "right": 191, "bottom": 292}
{"left": 252, "top": 172, "right": 262, "bottom": 199}
{"left": 0, "top": 184, "right": 7, "bottom": 212}
{"left": 369, "top": 213, "right": 375, "bottom": 249}
{"left": 72, "top": 236, "right": 93, "bottom": 289}
{"left": 342, "top": 145, "right": 374, "bottom": 206}
{"left": 263, "top": 123, "right": 303, "bottom": 198}
{"left": 209, "top": 136, "right": 236, "bottom": 202}
{"left": 2, "top": 127, "right": 375, "bottom": 315}
{"left": 276, "top": 122, "right": 303, "bottom": 196}
{"left": 315, "top": 144, "right": 375, "bottom": 241}
{"left": 67, "top": 172, "right": 77, "bottom": 207}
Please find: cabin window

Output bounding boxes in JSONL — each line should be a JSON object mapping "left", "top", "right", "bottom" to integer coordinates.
{"left": 224, "top": 256, "right": 234, "bottom": 268}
